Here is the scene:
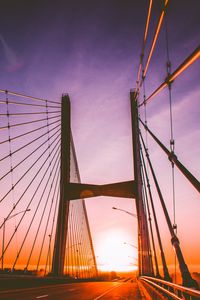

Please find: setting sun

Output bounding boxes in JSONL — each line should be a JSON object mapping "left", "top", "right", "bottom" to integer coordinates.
{"left": 0, "top": 1, "right": 199, "bottom": 299}
{"left": 96, "top": 229, "right": 138, "bottom": 272}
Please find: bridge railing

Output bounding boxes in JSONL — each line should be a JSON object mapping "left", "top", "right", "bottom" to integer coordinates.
{"left": 139, "top": 276, "right": 200, "bottom": 300}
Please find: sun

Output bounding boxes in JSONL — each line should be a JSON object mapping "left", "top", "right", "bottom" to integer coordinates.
{"left": 96, "top": 229, "right": 138, "bottom": 272}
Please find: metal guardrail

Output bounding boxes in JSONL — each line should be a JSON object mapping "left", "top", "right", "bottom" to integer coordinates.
{"left": 139, "top": 276, "right": 200, "bottom": 299}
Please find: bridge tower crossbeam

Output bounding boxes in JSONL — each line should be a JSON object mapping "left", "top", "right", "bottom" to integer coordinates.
{"left": 51, "top": 93, "right": 164, "bottom": 279}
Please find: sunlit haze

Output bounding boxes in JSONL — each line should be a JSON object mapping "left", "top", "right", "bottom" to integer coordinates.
{"left": 0, "top": 0, "right": 199, "bottom": 276}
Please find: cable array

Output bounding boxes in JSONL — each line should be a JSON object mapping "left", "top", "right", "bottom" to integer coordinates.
{"left": 64, "top": 135, "right": 97, "bottom": 278}
{"left": 0, "top": 90, "right": 97, "bottom": 278}
{"left": 133, "top": 1, "right": 199, "bottom": 287}
{"left": 0, "top": 90, "right": 61, "bottom": 274}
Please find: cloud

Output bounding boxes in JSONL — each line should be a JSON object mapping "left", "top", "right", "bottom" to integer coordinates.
{"left": 0, "top": 34, "right": 23, "bottom": 72}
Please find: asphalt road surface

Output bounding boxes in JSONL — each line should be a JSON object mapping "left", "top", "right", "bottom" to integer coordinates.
{"left": 0, "top": 280, "right": 145, "bottom": 300}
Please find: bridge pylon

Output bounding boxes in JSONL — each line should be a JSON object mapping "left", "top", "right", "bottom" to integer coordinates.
{"left": 130, "top": 90, "right": 154, "bottom": 277}
{"left": 52, "top": 94, "right": 71, "bottom": 276}
{"left": 51, "top": 91, "right": 154, "bottom": 277}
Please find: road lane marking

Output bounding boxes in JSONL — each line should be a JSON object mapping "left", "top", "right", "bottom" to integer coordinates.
{"left": 36, "top": 295, "right": 49, "bottom": 299}
{"left": 68, "top": 288, "right": 77, "bottom": 291}
{"left": 0, "top": 284, "right": 66, "bottom": 294}
{"left": 93, "top": 283, "right": 123, "bottom": 300}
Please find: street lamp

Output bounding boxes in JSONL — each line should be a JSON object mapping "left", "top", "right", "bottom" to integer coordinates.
{"left": 124, "top": 242, "right": 138, "bottom": 249}
{"left": 128, "top": 256, "right": 138, "bottom": 261}
{"left": 76, "top": 249, "right": 79, "bottom": 279}
{"left": 48, "top": 234, "right": 51, "bottom": 273}
{"left": 66, "top": 243, "right": 81, "bottom": 278}
{"left": 66, "top": 242, "right": 81, "bottom": 250}
{"left": 1, "top": 208, "right": 31, "bottom": 270}
{"left": 112, "top": 207, "right": 137, "bottom": 218}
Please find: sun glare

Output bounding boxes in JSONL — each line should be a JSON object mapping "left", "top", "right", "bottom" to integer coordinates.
{"left": 96, "top": 229, "right": 138, "bottom": 272}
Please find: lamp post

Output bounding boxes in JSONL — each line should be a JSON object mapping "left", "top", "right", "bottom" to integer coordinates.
{"left": 112, "top": 207, "right": 138, "bottom": 273}
{"left": 124, "top": 242, "right": 138, "bottom": 249}
{"left": 66, "top": 243, "right": 81, "bottom": 278}
{"left": 112, "top": 207, "right": 137, "bottom": 218}
{"left": 1, "top": 208, "right": 31, "bottom": 270}
{"left": 76, "top": 249, "right": 79, "bottom": 279}
{"left": 67, "top": 242, "right": 81, "bottom": 249}
{"left": 87, "top": 255, "right": 99, "bottom": 278}
{"left": 128, "top": 255, "right": 138, "bottom": 260}
{"left": 48, "top": 234, "right": 52, "bottom": 274}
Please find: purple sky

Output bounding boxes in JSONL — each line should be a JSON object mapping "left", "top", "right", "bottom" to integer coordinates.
{"left": 0, "top": 0, "right": 199, "bottom": 273}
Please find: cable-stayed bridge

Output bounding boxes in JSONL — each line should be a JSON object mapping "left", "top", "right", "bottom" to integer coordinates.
{"left": 0, "top": 90, "right": 97, "bottom": 279}
{"left": 0, "top": 1, "right": 200, "bottom": 299}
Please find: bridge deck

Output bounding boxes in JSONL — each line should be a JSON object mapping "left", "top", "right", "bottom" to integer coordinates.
{"left": 0, "top": 279, "right": 146, "bottom": 300}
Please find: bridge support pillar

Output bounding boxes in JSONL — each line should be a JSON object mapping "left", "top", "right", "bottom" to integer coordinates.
{"left": 52, "top": 94, "right": 71, "bottom": 276}
{"left": 130, "top": 90, "right": 153, "bottom": 276}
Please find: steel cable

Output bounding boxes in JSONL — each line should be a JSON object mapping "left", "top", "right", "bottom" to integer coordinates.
{"left": 0, "top": 99, "right": 61, "bottom": 109}
{"left": 0, "top": 119, "right": 61, "bottom": 145}
{"left": 35, "top": 162, "right": 60, "bottom": 271}
{"left": 0, "top": 115, "right": 60, "bottom": 131}
{"left": 23, "top": 156, "right": 60, "bottom": 270}
{"left": 0, "top": 89, "right": 61, "bottom": 105}
{"left": 0, "top": 143, "right": 60, "bottom": 262}
{"left": 44, "top": 178, "right": 60, "bottom": 275}
{"left": 0, "top": 123, "right": 60, "bottom": 163}
{"left": 0, "top": 129, "right": 60, "bottom": 182}
{"left": 13, "top": 150, "right": 60, "bottom": 268}
{"left": 0, "top": 134, "right": 60, "bottom": 211}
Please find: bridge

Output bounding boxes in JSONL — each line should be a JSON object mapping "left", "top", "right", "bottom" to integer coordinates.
{"left": 0, "top": 0, "right": 200, "bottom": 299}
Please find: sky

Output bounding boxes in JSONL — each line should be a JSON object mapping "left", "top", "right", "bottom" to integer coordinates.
{"left": 0, "top": 0, "right": 199, "bottom": 275}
